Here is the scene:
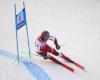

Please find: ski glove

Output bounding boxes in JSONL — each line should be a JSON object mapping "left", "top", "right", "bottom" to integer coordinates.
{"left": 43, "top": 55, "right": 48, "bottom": 59}
{"left": 37, "top": 52, "right": 48, "bottom": 59}
{"left": 54, "top": 39, "right": 60, "bottom": 50}
{"left": 56, "top": 44, "right": 60, "bottom": 50}
{"left": 41, "top": 53, "right": 49, "bottom": 59}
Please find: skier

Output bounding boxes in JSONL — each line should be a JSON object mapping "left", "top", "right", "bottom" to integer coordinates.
{"left": 35, "top": 30, "right": 73, "bottom": 62}
{"left": 35, "top": 30, "right": 85, "bottom": 72}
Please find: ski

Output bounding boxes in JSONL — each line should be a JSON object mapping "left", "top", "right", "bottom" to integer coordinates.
{"left": 32, "top": 52, "right": 84, "bottom": 71}
{"left": 61, "top": 54, "right": 85, "bottom": 70}
{"left": 72, "top": 61, "right": 84, "bottom": 70}
{"left": 48, "top": 56, "right": 74, "bottom": 72}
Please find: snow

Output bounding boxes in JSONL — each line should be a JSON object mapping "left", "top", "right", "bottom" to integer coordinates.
{"left": 0, "top": 52, "right": 36, "bottom": 80}
{"left": 0, "top": 49, "right": 51, "bottom": 80}
{"left": 0, "top": 0, "right": 100, "bottom": 80}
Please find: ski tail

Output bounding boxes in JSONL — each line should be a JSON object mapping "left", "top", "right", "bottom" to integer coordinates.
{"left": 48, "top": 56, "right": 74, "bottom": 72}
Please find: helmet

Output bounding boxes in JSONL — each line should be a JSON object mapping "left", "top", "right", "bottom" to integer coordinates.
{"left": 40, "top": 30, "right": 50, "bottom": 41}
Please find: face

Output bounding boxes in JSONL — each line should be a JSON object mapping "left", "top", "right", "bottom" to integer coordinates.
{"left": 44, "top": 34, "right": 49, "bottom": 41}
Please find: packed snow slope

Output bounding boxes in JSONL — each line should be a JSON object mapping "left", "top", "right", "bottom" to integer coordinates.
{"left": 0, "top": 0, "right": 100, "bottom": 80}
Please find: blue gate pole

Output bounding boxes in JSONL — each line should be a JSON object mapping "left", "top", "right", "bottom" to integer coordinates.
{"left": 14, "top": 4, "right": 20, "bottom": 63}
{"left": 23, "top": 1, "right": 31, "bottom": 58}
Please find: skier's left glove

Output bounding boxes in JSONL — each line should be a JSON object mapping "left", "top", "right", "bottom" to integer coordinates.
{"left": 43, "top": 55, "right": 48, "bottom": 59}
{"left": 56, "top": 44, "right": 60, "bottom": 50}
{"left": 43, "top": 53, "right": 51, "bottom": 59}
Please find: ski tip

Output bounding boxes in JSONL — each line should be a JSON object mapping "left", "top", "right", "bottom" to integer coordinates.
{"left": 67, "top": 67, "right": 74, "bottom": 73}
{"left": 73, "top": 62, "right": 85, "bottom": 71}
{"left": 83, "top": 68, "right": 88, "bottom": 72}
{"left": 71, "top": 69, "right": 75, "bottom": 73}
{"left": 73, "top": 70, "right": 76, "bottom": 73}
{"left": 81, "top": 66, "right": 85, "bottom": 70}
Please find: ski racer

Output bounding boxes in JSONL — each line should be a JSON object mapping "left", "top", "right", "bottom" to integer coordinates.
{"left": 35, "top": 30, "right": 73, "bottom": 62}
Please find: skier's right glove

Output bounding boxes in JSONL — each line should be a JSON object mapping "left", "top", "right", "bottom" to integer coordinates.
{"left": 54, "top": 38, "right": 60, "bottom": 50}
{"left": 56, "top": 44, "right": 60, "bottom": 50}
